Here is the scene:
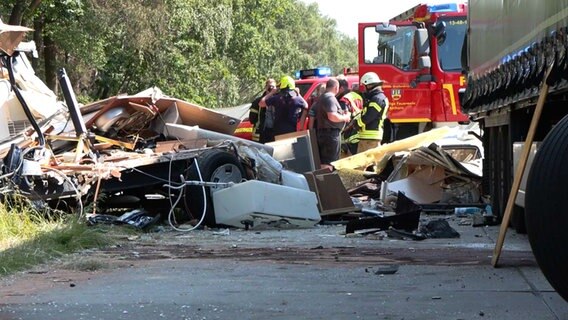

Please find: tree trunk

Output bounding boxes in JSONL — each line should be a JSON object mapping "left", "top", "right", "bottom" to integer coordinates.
{"left": 21, "top": 0, "right": 43, "bottom": 26}
{"left": 32, "top": 15, "right": 44, "bottom": 72}
{"left": 8, "top": 0, "right": 44, "bottom": 26}
{"left": 8, "top": 2, "right": 25, "bottom": 25}
{"left": 43, "top": 35, "right": 57, "bottom": 91}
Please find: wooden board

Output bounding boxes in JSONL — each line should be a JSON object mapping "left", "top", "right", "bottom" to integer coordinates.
{"left": 155, "top": 139, "right": 208, "bottom": 153}
{"left": 304, "top": 171, "right": 358, "bottom": 216}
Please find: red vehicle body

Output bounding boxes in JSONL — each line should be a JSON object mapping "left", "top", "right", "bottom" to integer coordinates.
{"left": 233, "top": 118, "right": 254, "bottom": 140}
{"left": 234, "top": 68, "right": 359, "bottom": 140}
{"left": 358, "top": 2, "right": 468, "bottom": 139}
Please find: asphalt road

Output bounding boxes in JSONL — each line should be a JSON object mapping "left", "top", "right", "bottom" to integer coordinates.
{"left": 1, "top": 217, "right": 567, "bottom": 320}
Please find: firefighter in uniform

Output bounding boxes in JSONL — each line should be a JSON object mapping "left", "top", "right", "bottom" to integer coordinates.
{"left": 345, "top": 72, "right": 389, "bottom": 154}
{"left": 249, "top": 78, "right": 276, "bottom": 143}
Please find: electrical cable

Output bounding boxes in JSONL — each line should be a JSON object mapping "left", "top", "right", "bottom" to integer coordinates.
{"left": 126, "top": 166, "right": 183, "bottom": 184}
{"left": 167, "top": 152, "right": 184, "bottom": 226}
{"left": 0, "top": 171, "right": 14, "bottom": 180}
{"left": 165, "top": 159, "right": 208, "bottom": 232}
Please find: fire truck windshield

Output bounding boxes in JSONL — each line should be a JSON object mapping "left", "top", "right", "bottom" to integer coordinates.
{"left": 437, "top": 16, "right": 467, "bottom": 71}
{"left": 364, "top": 25, "right": 417, "bottom": 70}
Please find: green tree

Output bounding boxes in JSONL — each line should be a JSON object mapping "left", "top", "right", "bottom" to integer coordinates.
{"left": 1, "top": 0, "right": 358, "bottom": 108}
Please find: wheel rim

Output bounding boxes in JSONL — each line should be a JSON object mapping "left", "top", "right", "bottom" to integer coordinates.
{"left": 209, "top": 163, "right": 243, "bottom": 194}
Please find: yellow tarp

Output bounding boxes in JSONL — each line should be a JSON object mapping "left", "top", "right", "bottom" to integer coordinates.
{"left": 332, "top": 126, "right": 453, "bottom": 171}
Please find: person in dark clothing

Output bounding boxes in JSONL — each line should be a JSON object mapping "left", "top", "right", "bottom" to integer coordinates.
{"left": 249, "top": 78, "right": 276, "bottom": 143}
{"left": 314, "top": 78, "right": 351, "bottom": 170}
{"left": 259, "top": 76, "right": 308, "bottom": 140}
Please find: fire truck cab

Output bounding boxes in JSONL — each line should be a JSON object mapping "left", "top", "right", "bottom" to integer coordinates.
{"left": 358, "top": 2, "right": 468, "bottom": 140}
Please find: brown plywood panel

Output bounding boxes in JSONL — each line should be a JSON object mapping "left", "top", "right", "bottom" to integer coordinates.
{"left": 169, "top": 99, "right": 239, "bottom": 135}
{"left": 304, "top": 171, "right": 358, "bottom": 216}
{"left": 0, "top": 22, "right": 32, "bottom": 56}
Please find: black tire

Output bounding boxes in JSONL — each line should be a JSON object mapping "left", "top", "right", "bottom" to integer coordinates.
{"left": 525, "top": 114, "right": 568, "bottom": 302}
{"left": 184, "top": 149, "right": 245, "bottom": 227}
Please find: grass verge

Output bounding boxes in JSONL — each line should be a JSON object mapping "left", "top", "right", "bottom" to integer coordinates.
{"left": 0, "top": 197, "right": 118, "bottom": 275}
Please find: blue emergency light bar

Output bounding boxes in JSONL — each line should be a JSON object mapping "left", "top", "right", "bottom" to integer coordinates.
{"left": 298, "top": 67, "right": 332, "bottom": 79}
{"left": 428, "top": 3, "right": 458, "bottom": 13}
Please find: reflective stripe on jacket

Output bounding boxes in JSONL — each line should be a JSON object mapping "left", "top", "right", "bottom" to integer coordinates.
{"left": 341, "top": 92, "right": 363, "bottom": 114}
{"left": 345, "top": 90, "right": 388, "bottom": 143}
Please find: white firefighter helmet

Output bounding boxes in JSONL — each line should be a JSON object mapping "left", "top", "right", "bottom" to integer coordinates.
{"left": 360, "top": 72, "right": 384, "bottom": 86}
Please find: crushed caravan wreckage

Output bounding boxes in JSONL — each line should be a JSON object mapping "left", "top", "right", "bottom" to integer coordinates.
{"left": 0, "top": 81, "right": 321, "bottom": 229}
{"left": 0, "top": 80, "right": 321, "bottom": 229}
{"left": 0, "top": 22, "right": 321, "bottom": 231}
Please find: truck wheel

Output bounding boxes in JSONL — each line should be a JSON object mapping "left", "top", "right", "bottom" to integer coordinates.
{"left": 525, "top": 115, "right": 568, "bottom": 301}
{"left": 184, "top": 149, "right": 245, "bottom": 227}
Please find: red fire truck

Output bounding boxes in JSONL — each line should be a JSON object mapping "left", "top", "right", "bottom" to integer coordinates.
{"left": 358, "top": 2, "right": 468, "bottom": 139}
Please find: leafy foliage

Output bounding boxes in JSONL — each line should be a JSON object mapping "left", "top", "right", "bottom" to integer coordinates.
{"left": 0, "top": 197, "right": 115, "bottom": 275}
{"left": 1, "top": 0, "right": 358, "bottom": 108}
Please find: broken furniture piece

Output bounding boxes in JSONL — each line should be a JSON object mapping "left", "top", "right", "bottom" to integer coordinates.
{"left": 267, "top": 129, "right": 320, "bottom": 173}
{"left": 212, "top": 179, "right": 321, "bottom": 229}
{"left": 303, "top": 169, "right": 359, "bottom": 216}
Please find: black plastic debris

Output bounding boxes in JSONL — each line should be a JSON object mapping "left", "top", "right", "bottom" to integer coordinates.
{"left": 346, "top": 192, "right": 421, "bottom": 234}
{"left": 374, "top": 264, "right": 399, "bottom": 275}
{"left": 347, "top": 177, "right": 381, "bottom": 198}
{"left": 419, "top": 219, "right": 460, "bottom": 238}
{"left": 115, "top": 209, "right": 161, "bottom": 229}
{"left": 87, "top": 209, "right": 160, "bottom": 230}
{"left": 87, "top": 214, "right": 118, "bottom": 226}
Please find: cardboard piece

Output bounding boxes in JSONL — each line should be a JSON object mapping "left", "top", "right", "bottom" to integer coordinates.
{"left": 386, "top": 166, "right": 446, "bottom": 204}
